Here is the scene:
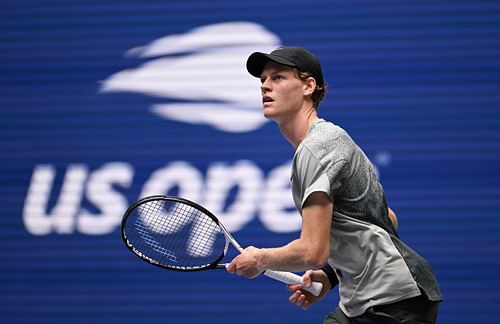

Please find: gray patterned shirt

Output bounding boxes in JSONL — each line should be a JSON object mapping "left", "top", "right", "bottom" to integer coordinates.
{"left": 291, "top": 119, "right": 442, "bottom": 317}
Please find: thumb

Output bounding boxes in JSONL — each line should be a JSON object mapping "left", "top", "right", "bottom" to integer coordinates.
{"left": 302, "top": 270, "right": 313, "bottom": 288}
{"left": 226, "top": 260, "right": 236, "bottom": 274}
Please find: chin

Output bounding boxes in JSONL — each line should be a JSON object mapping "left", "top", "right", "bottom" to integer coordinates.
{"left": 263, "top": 109, "right": 276, "bottom": 120}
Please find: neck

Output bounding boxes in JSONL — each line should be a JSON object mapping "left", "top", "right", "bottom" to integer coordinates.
{"left": 278, "top": 105, "right": 318, "bottom": 149}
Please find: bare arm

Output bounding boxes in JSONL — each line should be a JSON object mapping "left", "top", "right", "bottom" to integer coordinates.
{"left": 227, "top": 191, "right": 332, "bottom": 277}
{"left": 388, "top": 207, "right": 398, "bottom": 230}
{"left": 261, "top": 191, "right": 332, "bottom": 270}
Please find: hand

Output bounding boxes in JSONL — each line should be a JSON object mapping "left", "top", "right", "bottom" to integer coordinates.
{"left": 226, "top": 246, "right": 264, "bottom": 279}
{"left": 287, "top": 269, "right": 331, "bottom": 310}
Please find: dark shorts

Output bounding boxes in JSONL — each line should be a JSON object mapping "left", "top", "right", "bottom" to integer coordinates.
{"left": 324, "top": 294, "right": 440, "bottom": 324}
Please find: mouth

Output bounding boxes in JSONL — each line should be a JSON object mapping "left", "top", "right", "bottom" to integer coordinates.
{"left": 262, "top": 96, "right": 274, "bottom": 104}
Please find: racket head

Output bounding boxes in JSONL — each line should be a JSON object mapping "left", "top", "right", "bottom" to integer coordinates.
{"left": 121, "top": 195, "right": 228, "bottom": 271}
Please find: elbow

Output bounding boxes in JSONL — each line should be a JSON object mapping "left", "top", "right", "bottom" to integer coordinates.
{"left": 304, "top": 248, "right": 329, "bottom": 269}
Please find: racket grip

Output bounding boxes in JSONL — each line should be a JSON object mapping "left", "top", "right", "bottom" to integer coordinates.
{"left": 263, "top": 270, "right": 323, "bottom": 297}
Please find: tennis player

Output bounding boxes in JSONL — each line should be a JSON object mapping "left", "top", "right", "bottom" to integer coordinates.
{"left": 226, "top": 47, "right": 442, "bottom": 323}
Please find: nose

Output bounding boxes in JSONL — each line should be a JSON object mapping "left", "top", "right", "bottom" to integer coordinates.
{"left": 260, "top": 79, "right": 271, "bottom": 93}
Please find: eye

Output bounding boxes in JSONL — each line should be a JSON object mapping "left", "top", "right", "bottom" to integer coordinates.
{"left": 273, "top": 74, "right": 285, "bottom": 81}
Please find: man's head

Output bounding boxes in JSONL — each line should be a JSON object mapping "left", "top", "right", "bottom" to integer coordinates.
{"left": 246, "top": 47, "right": 327, "bottom": 108}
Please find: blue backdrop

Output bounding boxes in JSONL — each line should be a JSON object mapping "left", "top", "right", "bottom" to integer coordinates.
{"left": 1, "top": 1, "right": 499, "bottom": 323}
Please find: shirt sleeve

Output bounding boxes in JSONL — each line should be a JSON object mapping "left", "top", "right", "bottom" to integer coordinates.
{"left": 303, "top": 172, "right": 330, "bottom": 207}
{"left": 294, "top": 145, "right": 332, "bottom": 208}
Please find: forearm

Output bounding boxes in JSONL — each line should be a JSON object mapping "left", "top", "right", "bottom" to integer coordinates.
{"left": 257, "top": 192, "right": 332, "bottom": 273}
{"left": 259, "top": 238, "right": 329, "bottom": 273}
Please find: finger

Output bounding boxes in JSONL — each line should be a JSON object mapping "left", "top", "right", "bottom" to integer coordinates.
{"left": 302, "top": 300, "right": 310, "bottom": 310}
{"left": 242, "top": 245, "right": 255, "bottom": 253}
{"left": 226, "top": 262, "right": 235, "bottom": 273}
{"left": 288, "top": 290, "right": 300, "bottom": 304}
{"left": 302, "top": 275, "right": 312, "bottom": 288}
{"left": 302, "top": 270, "right": 314, "bottom": 288}
{"left": 287, "top": 284, "right": 302, "bottom": 292}
{"left": 295, "top": 294, "right": 306, "bottom": 307}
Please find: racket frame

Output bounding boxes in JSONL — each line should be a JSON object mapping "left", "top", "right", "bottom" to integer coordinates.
{"left": 121, "top": 195, "right": 230, "bottom": 272}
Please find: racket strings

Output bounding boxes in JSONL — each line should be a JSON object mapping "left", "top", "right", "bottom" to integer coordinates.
{"left": 126, "top": 198, "right": 225, "bottom": 270}
{"left": 188, "top": 208, "right": 221, "bottom": 257}
{"left": 172, "top": 202, "right": 224, "bottom": 260}
{"left": 135, "top": 202, "right": 177, "bottom": 263}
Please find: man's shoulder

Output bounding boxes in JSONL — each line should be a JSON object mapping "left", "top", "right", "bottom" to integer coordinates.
{"left": 305, "top": 119, "right": 354, "bottom": 153}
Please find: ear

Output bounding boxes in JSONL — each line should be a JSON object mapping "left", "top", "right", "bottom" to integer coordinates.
{"left": 303, "top": 77, "right": 316, "bottom": 96}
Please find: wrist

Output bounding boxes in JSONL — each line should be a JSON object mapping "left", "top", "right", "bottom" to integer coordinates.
{"left": 320, "top": 263, "right": 339, "bottom": 289}
{"left": 256, "top": 247, "right": 270, "bottom": 272}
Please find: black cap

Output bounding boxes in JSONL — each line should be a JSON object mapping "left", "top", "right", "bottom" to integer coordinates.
{"left": 246, "top": 47, "right": 324, "bottom": 86}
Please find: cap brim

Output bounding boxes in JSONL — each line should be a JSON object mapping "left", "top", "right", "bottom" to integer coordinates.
{"left": 246, "top": 52, "right": 297, "bottom": 78}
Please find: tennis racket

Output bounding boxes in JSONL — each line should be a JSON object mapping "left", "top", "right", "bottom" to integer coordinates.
{"left": 121, "top": 195, "right": 323, "bottom": 296}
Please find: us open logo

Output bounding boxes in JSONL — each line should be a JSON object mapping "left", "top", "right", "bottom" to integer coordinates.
{"left": 100, "top": 21, "right": 281, "bottom": 133}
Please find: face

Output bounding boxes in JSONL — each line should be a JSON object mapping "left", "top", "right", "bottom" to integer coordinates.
{"left": 259, "top": 61, "right": 306, "bottom": 122}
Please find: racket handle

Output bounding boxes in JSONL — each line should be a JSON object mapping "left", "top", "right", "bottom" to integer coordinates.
{"left": 264, "top": 270, "right": 323, "bottom": 297}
